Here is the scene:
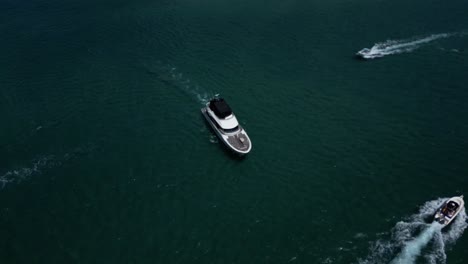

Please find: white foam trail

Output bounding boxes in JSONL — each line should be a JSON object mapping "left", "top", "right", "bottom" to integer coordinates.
{"left": 390, "top": 222, "right": 442, "bottom": 264}
{"left": 147, "top": 61, "right": 216, "bottom": 104}
{"left": 358, "top": 198, "right": 467, "bottom": 264}
{"left": 0, "top": 156, "right": 55, "bottom": 188}
{"left": 0, "top": 144, "right": 96, "bottom": 189}
{"left": 169, "top": 66, "right": 216, "bottom": 104}
{"left": 357, "top": 32, "right": 459, "bottom": 59}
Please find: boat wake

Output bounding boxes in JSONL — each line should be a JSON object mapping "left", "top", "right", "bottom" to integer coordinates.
{"left": 390, "top": 222, "right": 442, "bottom": 264}
{"left": 0, "top": 144, "right": 96, "bottom": 190}
{"left": 0, "top": 156, "right": 56, "bottom": 188}
{"left": 145, "top": 61, "right": 216, "bottom": 105}
{"left": 358, "top": 198, "right": 467, "bottom": 264}
{"left": 357, "top": 32, "right": 462, "bottom": 59}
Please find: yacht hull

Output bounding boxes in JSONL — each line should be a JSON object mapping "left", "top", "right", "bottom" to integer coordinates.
{"left": 201, "top": 107, "right": 251, "bottom": 155}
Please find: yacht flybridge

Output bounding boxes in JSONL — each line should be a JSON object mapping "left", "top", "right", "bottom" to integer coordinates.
{"left": 434, "top": 195, "right": 464, "bottom": 227}
{"left": 201, "top": 98, "right": 251, "bottom": 155}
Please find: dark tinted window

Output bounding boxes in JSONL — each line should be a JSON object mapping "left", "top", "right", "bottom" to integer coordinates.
{"left": 223, "top": 126, "right": 239, "bottom": 133}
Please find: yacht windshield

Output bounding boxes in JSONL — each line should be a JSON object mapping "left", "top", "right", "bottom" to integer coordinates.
{"left": 223, "top": 126, "right": 239, "bottom": 133}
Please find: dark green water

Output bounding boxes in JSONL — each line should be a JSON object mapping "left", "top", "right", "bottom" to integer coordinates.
{"left": 1, "top": 0, "right": 468, "bottom": 263}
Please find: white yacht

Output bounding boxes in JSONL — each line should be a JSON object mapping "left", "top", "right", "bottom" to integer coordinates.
{"left": 201, "top": 98, "right": 251, "bottom": 155}
{"left": 434, "top": 195, "right": 464, "bottom": 227}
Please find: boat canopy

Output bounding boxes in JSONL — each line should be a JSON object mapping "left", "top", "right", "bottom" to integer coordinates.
{"left": 447, "top": 201, "right": 459, "bottom": 210}
{"left": 442, "top": 201, "right": 460, "bottom": 217}
{"left": 209, "top": 98, "right": 232, "bottom": 118}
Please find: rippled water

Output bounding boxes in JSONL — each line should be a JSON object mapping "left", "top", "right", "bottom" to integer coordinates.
{"left": 1, "top": 0, "right": 468, "bottom": 263}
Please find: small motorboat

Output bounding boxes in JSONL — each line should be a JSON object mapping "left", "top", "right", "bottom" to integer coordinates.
{"left": 356, "top": 48, "right": 371, "bottom": 59}
{"left": 355, "top": 47, "right": 389, "bottom": 60}
{"left": 434, "top": 195, "right": 464, "bottom": 227}
{"left": 201, "top": 98, "right": 252, "bottom": 155}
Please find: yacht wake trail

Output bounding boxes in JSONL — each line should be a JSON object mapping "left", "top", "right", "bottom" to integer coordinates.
{"left": 0, "top": 156, "right": 55, "bottom": 188}
{"left": 357, "top": 32, "right": 465, "bottom": 59}
{"left": 357, "top": 198, "right": 467, "bottom": 264}
{"left": 145, "top": 61, "right": 216, "bottom": 104}
{"left": 0, "top": 144, "right": 96, "bottom": 190}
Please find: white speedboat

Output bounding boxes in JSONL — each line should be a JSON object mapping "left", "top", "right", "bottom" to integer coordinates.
{"left": 356, "top": 48, "right": 371, "bottom": 58}
{"left": 356, "top": 47, "right": 388, "bottom": 59}
{"left": 355, "top": 48, "right": 383, "bottom": 60}
{"left": 201, "top": 98, "right": 252, "bottom": 155}
{"left": 434, "top": 195, "right": 464, "bottom": 227}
